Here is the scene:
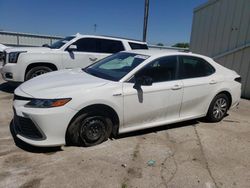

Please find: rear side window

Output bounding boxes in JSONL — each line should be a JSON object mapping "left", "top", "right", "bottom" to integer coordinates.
{"left": 97, "top": 39, "right": 124, "bottom": 53}
{"left": 179, "top": 56, "right": 215, "bottom": 79}
{"left": 129, "top": 42, "right": 148, "bottom": 50}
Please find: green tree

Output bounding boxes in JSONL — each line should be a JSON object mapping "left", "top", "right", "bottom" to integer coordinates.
{"left": 172, "top": 43, "right": 189, "bottom": 48}
{"left": 156, "top": 43, "right": 164, "bottom": 46}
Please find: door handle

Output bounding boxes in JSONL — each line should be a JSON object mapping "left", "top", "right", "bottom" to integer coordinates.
{"left": 89, "top": 57, "right": 98, "bottom": 61}
{"left": 209, "top": 80, "right": 217, "bottom": 84}
{"left": 112, "top": 93, "right": 122, "bottom": 96}
{"left": 171, "top": 85, "right": 182, "bottom": 90}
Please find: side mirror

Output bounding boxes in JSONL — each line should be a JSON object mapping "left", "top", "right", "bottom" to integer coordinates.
{"left": 133, "top": 75, "right": 153, "bottom": 89}
{"left": 42, "top": 44, "right": 50, "bottom": 47}
{"left": 67, "top": 44, "right": 77, "bottom": 51}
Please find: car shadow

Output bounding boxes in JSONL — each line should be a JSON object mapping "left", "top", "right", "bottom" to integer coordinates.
{"left": 116, "top": 119, "right": 200, "bottom": 139}
{"left": 0, "top": 82, "right": 20, "bottom": 93}
{"left": 9, "top": 120, "right": 62, "bottom": 154}
{"left": 9, "top": 118, "right": 205, "bottom": 153}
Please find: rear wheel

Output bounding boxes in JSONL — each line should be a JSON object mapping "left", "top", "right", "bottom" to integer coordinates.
{"left": 25, "top": 66, "right": 53, "bottom": 80}
{"left": 66, "top": 110, "right": 112, "bottom": 147}
{"left": 206, "top": 94, "right": 229, "bottom": 122}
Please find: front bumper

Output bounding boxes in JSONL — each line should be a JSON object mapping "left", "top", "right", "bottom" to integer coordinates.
{"left": 13, "top": 99, "right": 77, "bottom": 147}
{"left": 1, "top": 63, "right": 24, "bottom": 82}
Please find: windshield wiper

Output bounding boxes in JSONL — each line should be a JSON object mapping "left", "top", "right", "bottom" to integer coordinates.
{"left": 83, "top": 68, "right": 98, "bottom": 77}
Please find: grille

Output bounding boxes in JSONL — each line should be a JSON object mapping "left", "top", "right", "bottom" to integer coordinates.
{"left": 2, "top": 51, "right": 6, "bottom": 66}
{"left": 14, "top": 112, "right": 44, "bottom": 140}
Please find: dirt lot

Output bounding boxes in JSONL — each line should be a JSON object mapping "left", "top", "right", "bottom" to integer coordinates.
{"left": 0, "top": 77, "right": 249, "bottom": 188}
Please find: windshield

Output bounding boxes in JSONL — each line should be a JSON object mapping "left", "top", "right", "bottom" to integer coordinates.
{"left": 50, "top": 36, "right": 75, "bottom": 49}
{"left": 84, "top": 52, "right": 149, "bottom": 81}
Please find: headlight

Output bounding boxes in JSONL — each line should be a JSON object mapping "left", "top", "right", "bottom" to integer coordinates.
{"left": 25, "top": 98, "right": 71, "bottom": 108}
{"left": 8, "top": 51, "right": 26, "bottom": 63}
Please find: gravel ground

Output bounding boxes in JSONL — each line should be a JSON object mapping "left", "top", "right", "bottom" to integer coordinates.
{"left": 0, "top": 77, "right": 249, "bottom": 188}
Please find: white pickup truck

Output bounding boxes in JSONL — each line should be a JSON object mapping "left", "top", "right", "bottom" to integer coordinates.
{"left": 0, "top": 34, "right": 148, "bottom": 82}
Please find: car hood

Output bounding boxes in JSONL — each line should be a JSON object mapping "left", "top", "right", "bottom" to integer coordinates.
{"left": 5, "top": 46, "right": 57, "bottom": 53}
{"left": 18, "top": 69, "right": 109, "bottom": 98}
{"left": 0, "top": 44, "right": 7, "bottom": 51}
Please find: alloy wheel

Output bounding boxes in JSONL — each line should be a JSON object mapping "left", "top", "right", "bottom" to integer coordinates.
{"left": 31, "top": 69, "right": 48, "bottom": 78}
{"left": 213, "top": 98, "right": 227, "bottom": 119}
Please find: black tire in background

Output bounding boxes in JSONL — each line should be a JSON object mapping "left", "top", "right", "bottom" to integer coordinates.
{"left": 25, "top": 66, "right": 53, "bottom": 80}
{"left": 66, "top": 110, "right": 113, "bottom": 147}
{"left": 206, "top": 93, "right": 229, "bottom": 122}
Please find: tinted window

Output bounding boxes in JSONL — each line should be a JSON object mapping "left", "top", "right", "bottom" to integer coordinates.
{"left": 129, "top": 42, "right": 148, "bottom": 50}
{"left": 73, "top": 38, "right": 97, "bottom": 52}
{"left": 98, "top": 39, "right": 124, "bottom": 53}
{"left": 72, "top": 38, "right": 124, "bottom": 53}
{"left": 179, "top": 56, "right": 215, "bottom": 79}
{"left": 135, "top": 56, "right": 178, "bottom": 83}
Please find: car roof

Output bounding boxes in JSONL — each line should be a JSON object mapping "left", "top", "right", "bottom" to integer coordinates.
{"left": 124, "top": 49, "right": 211, "bottom": 59}
{"left": 71, "top": 33, "right": 147, "bottom": 44}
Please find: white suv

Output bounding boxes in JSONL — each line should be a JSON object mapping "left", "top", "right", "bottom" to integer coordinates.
{"left": 0, "top": 34, "right": 148, "bottom": 82}
{"left": 0, "top": 44, "right": 7, "bottom": 67}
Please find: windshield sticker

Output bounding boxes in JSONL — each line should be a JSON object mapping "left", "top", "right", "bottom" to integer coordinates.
{"left": 134, "top": 55, "right": 149, "bottom": 59}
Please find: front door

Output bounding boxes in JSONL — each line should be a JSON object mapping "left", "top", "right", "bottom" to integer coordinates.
{"left": 122, "top": 55, "right": 183, "bottom": 131}
{"left": 62, "top": 38, "right": 109, "bottom": 69}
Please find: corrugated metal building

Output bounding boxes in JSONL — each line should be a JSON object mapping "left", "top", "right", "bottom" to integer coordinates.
{"left": 0, "top": 31, "right": 62, "bottom": 47}
{"left": 190, "top": 0, "right": 250, "bottom": 99}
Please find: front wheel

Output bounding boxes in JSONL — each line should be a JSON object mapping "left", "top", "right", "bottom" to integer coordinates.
{"left": 206, "top": 94, "right": 229, "bottom": 122}
{"left": 66, "top": 110, "right": 112, "bottom": 147}
{"left": 25, "top": 66, "right": 53, "bottom": 80}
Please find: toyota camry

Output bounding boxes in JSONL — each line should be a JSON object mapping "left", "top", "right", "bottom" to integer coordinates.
{"left": 12, "top": 50, "right": 241, "bottom": 147}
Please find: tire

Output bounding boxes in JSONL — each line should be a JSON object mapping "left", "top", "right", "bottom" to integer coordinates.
{"left": 25, "top": 66, "right": 53, "bottom": 80}
{"left": 206, "top": 94, "right": 229, "bottom": 122}
{"left": 66, "top": 110, "right": 113, "bottom": 147}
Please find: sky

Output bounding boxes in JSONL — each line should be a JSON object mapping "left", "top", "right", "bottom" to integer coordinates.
{"left": 0, "top": 0, "right": 207, "bottom": 46}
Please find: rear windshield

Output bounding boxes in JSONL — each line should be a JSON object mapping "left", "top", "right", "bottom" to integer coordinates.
{"left": 129, "top": 42, "right": 148, "bottom": 50}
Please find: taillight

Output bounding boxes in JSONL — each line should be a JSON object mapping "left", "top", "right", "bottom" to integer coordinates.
{"left": 234, "top": 77, "right": 241, "bottom": 83}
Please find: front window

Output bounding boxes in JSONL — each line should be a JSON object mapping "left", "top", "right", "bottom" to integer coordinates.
{"left": 84, "top": 52, "right": 149, "bottom": 81}
{"left": 133, "top": 56, "right": 178, "bottom": 83}
{"left": 50, "top": 36, "right": 75, "bottom": 49}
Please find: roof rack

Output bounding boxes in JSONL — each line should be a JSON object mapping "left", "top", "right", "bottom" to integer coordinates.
{"left": 148, "top": 45, "right": 189, "bottom": 52}
{"left": 94, "top": 35, "right": 145, "bottom": 43}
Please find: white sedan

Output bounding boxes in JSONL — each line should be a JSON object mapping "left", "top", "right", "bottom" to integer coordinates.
{"left": 12, "top": 50, "right": 241, "bottom": 147}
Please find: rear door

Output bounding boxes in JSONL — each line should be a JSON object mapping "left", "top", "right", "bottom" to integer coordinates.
{"left": 178, "top": 55, "right": 217, "bottom": 118}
